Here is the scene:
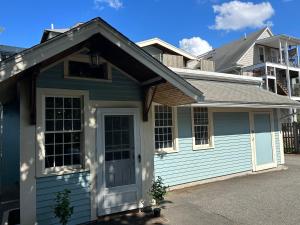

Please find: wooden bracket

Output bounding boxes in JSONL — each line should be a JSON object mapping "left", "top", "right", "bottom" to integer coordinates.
{"left": 142, "top": 86, "right": 157, "bottom": 122}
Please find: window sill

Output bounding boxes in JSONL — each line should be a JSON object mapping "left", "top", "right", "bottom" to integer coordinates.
{"left": 193, "top": 145, "right": 215, "bottom": 151}
{"left": 154, "top": 149, "right": 179, "bottom": 155}
{"left": 37, "top": 167, "right": 90, "bottom": 178}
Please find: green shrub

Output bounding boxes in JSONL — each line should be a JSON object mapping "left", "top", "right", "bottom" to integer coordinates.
{"left": 54, "top": 189, "right": 74, "bottom": 225}
{"left": 149, "top": 176, "right": 168, "bottom": 206}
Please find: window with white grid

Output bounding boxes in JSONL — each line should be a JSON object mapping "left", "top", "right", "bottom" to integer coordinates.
{"left": 44, "top": 96, "right": 82, "bottom": 168}
{"left": 154, "top": 105, "right": 175, "bottom": 150}
{"left": 193, "top": 107, "right": 210, "bottom": 146}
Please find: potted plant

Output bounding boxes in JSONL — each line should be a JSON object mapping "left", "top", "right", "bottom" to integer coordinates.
{"left": 54, "top": 189, "right": 74, "bottom": 225}
{"left": 149, "top": 176, "right": 168, "bottom": 217}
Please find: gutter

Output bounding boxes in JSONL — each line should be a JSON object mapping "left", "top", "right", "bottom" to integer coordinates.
{"left": 170, "top": 67, "right": 262, "bottom": 85}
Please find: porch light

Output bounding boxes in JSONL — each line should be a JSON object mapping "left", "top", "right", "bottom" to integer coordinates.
{"left": 90, "top": 50, "right": 101, "bottom": 67}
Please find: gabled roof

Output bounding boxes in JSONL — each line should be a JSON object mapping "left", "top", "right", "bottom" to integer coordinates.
{"left": 40, "top": 23, "right": 84, "bottom": 43}
{"left": 171, "top": 67, "right": 300, "bottom": 108}
{"left": 136, "top": 38, "right": 196, "bottom": 60}
{"left": 0, "top": 17, "right": 202, "bottom": 103}
{"left": 200, "top": 27, "right": 271, "bottom": 72}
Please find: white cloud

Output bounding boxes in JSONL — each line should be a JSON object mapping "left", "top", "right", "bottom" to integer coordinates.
{"left": 94, "top": 0, "right": 123, "bottom": 10}
{"left": 210, "top": 1, "right": 275, "bottom": 31}
{"left": 179, "top": 37, "right": 213, "bottom": 56}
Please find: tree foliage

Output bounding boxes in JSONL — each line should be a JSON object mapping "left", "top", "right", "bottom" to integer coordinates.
{"left": 54, "top": 189, "right": 74, "bottom": 225}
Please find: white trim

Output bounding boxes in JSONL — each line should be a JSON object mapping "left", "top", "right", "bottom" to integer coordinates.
{"left": 171, "top": 67, "right": 262, "bottom": 84}
{"left": 96, "top": 108, "right": 142, "bottom": 216}
{"left": 20, "top": 80, "right": 36, "bottom": 225}
{"left": 136, "top": 38, "right": 196, "bottom": 60}
{"left": 191, "top": 102, "right": 300, "bottom": 109}
{"left": 152, "top": 104, "right": 178, "bottom": 154}
{"left": 191, "top": 107, "right": 214, "bottom": 150}
{"left": 277, "top": 109, "right": 285, "bottom": 164}
{"left": 36, "top": 88, "right": 90, "bottom": 177}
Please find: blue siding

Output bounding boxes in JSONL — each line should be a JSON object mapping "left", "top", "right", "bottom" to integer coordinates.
{"left": 154, "top": 108, "right": 253, "bottom": 187}
{"left": 36, "top": 172, "right": 90, "bottom": 225}
{"left": 37, "top": 63, "right": 142, "bottom": 101}
{"left": 1, "top": 100, "right": 20, "bottom": 199}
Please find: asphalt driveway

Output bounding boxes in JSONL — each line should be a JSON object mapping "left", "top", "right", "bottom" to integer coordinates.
{"left": 97, "top": 155, "right": 300, "bottom": 225}
{"left": 161, "top": 154, "right": 300, "bottom": 225}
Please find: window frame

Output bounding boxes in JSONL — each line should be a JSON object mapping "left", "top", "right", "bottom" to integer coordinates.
{"left": 36, "top": 88, "right": 90, "bottom": 177}
{"left": 191, "top": 107, "right": 214, "bottom": 150}
{"left": 258, "top": 46, "right": 265, "bottom": 63}
{"left": 152, "top": 103, "right": 178, "bottom": 154}
{"left": 44, "top": 96, "right": 83, "bottom": 169}
{"left": 64, "top": 53, "right": 112, "bottom": 82}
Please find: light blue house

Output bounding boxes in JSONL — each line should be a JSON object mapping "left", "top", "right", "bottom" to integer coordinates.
{"left": 0, "top": 18, "right": 299, "bottom": 225}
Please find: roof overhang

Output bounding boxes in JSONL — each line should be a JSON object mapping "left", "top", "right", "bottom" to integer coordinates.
{"left": 256, "top": 35, "right": 300, "bottom": 48}
{"left": 171, "top": 67, "right": 262, "bottom": 85}
{"left": 136, "top": 38, "right": 196, "bottom": 60}
{"left": 0, "top": 18, "right": 202, "bottom": 105}
{"left": 172, "top": 68, "right": 300, "bottom": 109}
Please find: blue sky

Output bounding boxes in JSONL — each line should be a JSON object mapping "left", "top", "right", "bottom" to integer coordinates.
{"left": 0, "top": 0, "right": 299, "bottom": 55}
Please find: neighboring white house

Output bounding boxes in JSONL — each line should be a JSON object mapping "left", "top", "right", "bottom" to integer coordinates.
{"left": 200, "top": 27, "right": 300, "bottom": 121}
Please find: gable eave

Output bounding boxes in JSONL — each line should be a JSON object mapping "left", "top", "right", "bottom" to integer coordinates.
{"left": 0, "top": 17, "right": 202, "bottom": 103}
{"left": 136, "top": 38, "right": 197, "bottom": 60}
{"left": 236, "top": 27, "right": 272, "bottom": 65}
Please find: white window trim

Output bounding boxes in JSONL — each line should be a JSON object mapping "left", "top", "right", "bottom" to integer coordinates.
{"left": 152, "top": 103, "right": 178, "bottom": 154}
{"left": 63, "top": 52, "right": 112, "bottom": 82}
{"left": 36, "top": 88, "right": 90, "bottom": 177}
{"left": 191, "top": 107, "right": 214, "bottom": 150}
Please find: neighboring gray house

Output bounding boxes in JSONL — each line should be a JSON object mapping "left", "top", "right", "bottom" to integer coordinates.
{"left": 200, "top": 27, "right": 300, "bottom": 121}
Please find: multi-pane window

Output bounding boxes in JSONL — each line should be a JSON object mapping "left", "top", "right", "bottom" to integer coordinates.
{"left": 193, "top": 107, "right": 210, "bottom": 146}
{"left": 44, "top": 96, "right": 82, "bottom": 168}
{"left": 154, "top": 105, "right": 174, "bottom": 150}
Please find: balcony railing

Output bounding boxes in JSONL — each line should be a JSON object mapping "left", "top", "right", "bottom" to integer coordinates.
{"left": 265, "top": 56, "right": 299, "bottom": 68}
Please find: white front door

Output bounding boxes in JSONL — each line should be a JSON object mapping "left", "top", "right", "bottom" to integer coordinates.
{"left": 96, "top": 108, "right": 141, "bottom": 216}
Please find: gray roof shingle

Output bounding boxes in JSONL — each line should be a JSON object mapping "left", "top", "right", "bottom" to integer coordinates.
{"left": 187, "top": 78, "right": 300, "bottom": 108}
{"left": 201, "top": 28, "right": 266, "bottom": 72}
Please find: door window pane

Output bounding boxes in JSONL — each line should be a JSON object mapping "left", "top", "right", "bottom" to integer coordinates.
{"left": 104, "top": 115, "right": 136, "bottom": 188}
